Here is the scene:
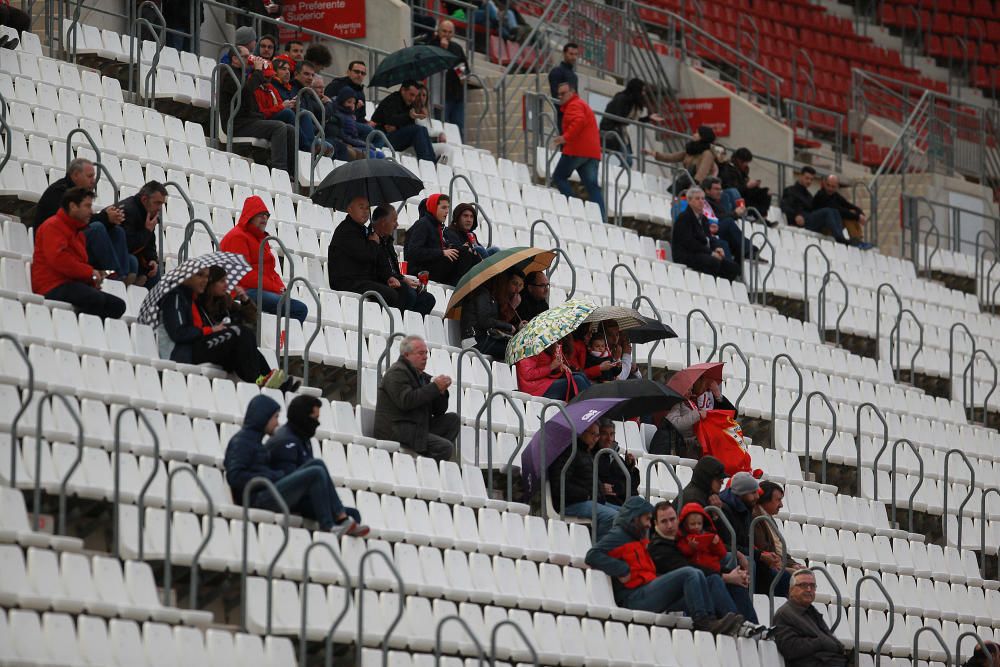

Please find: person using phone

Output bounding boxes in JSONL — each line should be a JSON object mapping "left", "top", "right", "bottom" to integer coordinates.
{"left": 90, "top": 180, "right": 167, "bottom": 288}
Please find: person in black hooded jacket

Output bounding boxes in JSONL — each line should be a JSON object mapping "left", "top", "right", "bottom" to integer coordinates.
{"left": 680, "top": 455, "right": 726, "bottom": 509}
{"left": 547, "top": 422, "right": 621, "bottom": 540}
{"left": 404, "top": 194, "right": 479, "bottom": 286}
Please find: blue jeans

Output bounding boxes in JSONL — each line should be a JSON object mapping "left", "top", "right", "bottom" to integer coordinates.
{"left": 397, "top": 283, "right": 435, "bottom": 315}
{"left": 562, "top": 500, "right": 620, "bottom": 541}
{"left": 714, "top": 217, "right": 752, "bottom": 262}
{"left": 473, "top": 1, "right": 499, "bottom": 27}
{"left": 755, "top": 566, "right": 791, "bottom": 598}
{"left": 385, "top": 124, "right": 436, "bottom": 162}
{"left": 246, "top": 288, "right": 308, "bottom": 323}
{"left": 542, "top": 373, "right": 591, "bottom": 400}
{"left": 252, "top": 459, "right": 359, "bottom": 530}
{"left": 804, "top": 208, "right": 848, "bottom": 242}
{"left": 445, "top": 100, "right": 465, "bottom": 140}
{"left": 85, "top": 222, "right": 137, "bottom": 278}
{"left": 551, "top": 154, "right": 606, "bottom": 221}
{"left": 726, "top": 581, "right": 758, "bottom": 622}
{"left": 720, "top": 187, "right": 742, "bottom": 214}
{"left": 473, "top": 244, "right": 500, "bottom": 259}
{"left": 618, "top": 566, "right": 713, "bottom": 617}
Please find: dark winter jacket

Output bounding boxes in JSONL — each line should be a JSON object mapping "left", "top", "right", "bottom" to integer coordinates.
{"left": 373, "top": 232, "right": 404, "bottom": 284}
{"left": 772, "top": 600, "right": 850, "bottom": 667}
{"left": 325, "top": 76, "right": 366, "bottom": 123}
{"left": 328, "top": 214, "right": 380, "bottom": 291}
{"left": 93, "top": 193, "right": 158, "bottom": 264}
{"left": 596, "top": 444, "right": 640, "bottom": 504}
{"left": 679, "top": 455, "right": 725, "bottom": 508}
{"left": 670, "top": 206, "right": 714, "bottom": 267}
{"left": 373, "top": 356, "right": 451, "bottom": 453}
{"left": 811, "top": 189, "right": 863, "bottom": 222}
{"left": 647, "top": 529, "right": 693, "bottom": 574}
{"left": 223, "top": 395, "right": 283, "bottom": 502}
{"left": 33, "top": 176, "right": 75, "bottom": 230}
{"left": 548, "top": 60, "right": 577, "bottom": 98}
{"left": 159, "top": 285, "right": 213, "bottom": 364}
{"left": 460, "top": 286, "right": 512, "bottom": 340}
{"left": 404, "top": 210, "right": 448, "bottom": 271}
{"left": 718, "top": 487, "right": 757, "bottom": 558}
{"left": 220, "top": 66, "right": 268, "bottom": 130}
{"left": 516, "top": 291, "right": 548, "bottom": 322}
{"left": 584, "top": 497, "right": 658, "bottom": 604}
{"left": 372, "top": 90, "right": 416, "bottom": 131}
{"left": 417, "top": 32, "right": 467, "bottom": 102}
{"left": 547, "top": 437, "right": 603, "bottom": 512}
{"left": 780, "top": 183, "right": 815, "bottom": 222}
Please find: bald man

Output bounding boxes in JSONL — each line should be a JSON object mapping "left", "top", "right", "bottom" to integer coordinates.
{"left": 419, "top": 19, "right": 469, "bottom": 139}
{"left": 811, "top": 174, "right": 868, "bottom": 245}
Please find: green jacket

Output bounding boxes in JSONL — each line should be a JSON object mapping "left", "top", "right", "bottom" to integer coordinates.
{"left": 373, "top": 357, "right": 450, "bottom": 452}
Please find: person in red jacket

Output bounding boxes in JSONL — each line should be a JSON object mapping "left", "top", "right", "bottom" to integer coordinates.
{"left": 31, "top": 187, "right": 126, "bottom": 320}
{"left": 220, "top": 195, "right": 308, "bottom": 322}
{"left": 551, "top": 81, "right": 606, "bottom": 220}
{"left": 515, "top": 343, "right": 591, "bottom": 400}
{"left": 254, "top": 57, "right": 295, "bottom": 123}
{"left": 676, "top": 502, "right": 729, "bottom": 575}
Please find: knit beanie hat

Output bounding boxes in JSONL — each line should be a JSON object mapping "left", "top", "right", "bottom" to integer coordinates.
{"left": 234, "top": 26, "right": 257, "bottom": 47}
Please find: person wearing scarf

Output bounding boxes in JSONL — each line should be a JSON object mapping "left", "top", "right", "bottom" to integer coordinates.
{"left": 403, "top": 194, "right": 480, "bottom": 286}
{"left": 444, "top": 202, "right": 499, "bottom": 259}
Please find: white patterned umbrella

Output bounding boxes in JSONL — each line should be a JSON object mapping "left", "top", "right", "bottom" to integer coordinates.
{"left": 138, "top": 251, "right": 251, "bottom": 328}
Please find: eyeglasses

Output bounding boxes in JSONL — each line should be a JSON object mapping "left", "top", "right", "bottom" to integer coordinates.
{"left": 793, "top": 583, "right": 817, "bottom": 590}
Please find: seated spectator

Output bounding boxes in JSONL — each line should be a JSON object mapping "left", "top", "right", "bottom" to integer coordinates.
{"left": 445, "top": 203, "right": 498, "bottom": 259}
{"left": 405, "top": 194, "right": 480, "bottom": 286}
{"left": 256, "top": 34, "right": 276, "bottom": 60}
{"left": 497, "top": 270, "right": 525, "bottom": 330}
{"left": 584, "top": 335, "right": 622, "bottom": 383}
{"left": 586, "top": 497, "right": 747, "bottom": 634}
{"left": 552, "top": 82, "right": 606, "bottom": 220}
{"left": 666, "top": 375, "right": 722, "bottom": 459}
{"left": 324, "top": 61, "right": 377, "bottom": 144}
{"left": 676, "top": 502, "right": 728, "bottom": 574}
{"left": 219, "top": 46, "right": 296, "bottom": 174}
{"left": 717, "top": 147, "right": 772, "bottom": 218}
{"left": 328, "top": 195, "right": 404, "bottom": 307}
{"left": 566, "top": 325, "right": 610, "bottom": 384}
{"left": 604, "top": 322, "right": 639, "bottom": 380}
{"left": 647, "top": 126, "right": 719, "bottom": 194}
{"left": 962, "top": 643, "right": 1000, "bottom": 667}
{"left": 517, "top": 271, "right": 550, "bottom": 321}
{"left": 283, "top": 39, "right": 304, "bottom": 63}
{"left": 289, "top": 59, "right": 335, "bottom": 157}
{"left": 647, "top": 501, "right": 758, "bottom": 626}
{"left": 754, "top": 481, "right": 803, "bottom": 592}
{"left": 92, "top": 181, "right": 166, "bottom": 288}
{"left": 224, "top": 395, "right": 369, "bottom": 535}
{"left": 680, "top": 455, "right": 726, "bottom": 507}
{"left": 515, "top": 343, "right": 591, "bottom": 400}
{"left": 331, "top": 87, "right": 382, "bottom": 160}
{"left": 374, "top": 335, "right": 459, "bottom": 461}
{"left": 32, "top": 158, "right": 136, "bottom": 283}
{"left": 812, "top": 174, "right": 870, "bottom": 245}
{"left": 596, "top": 419, "right": 639, "bottom": 505}
{"left": 31, "top": 187, "right": 126, "bottom": 319}
{"left": 599, "top": 78, "right": 663, "bottom": 167}
{"left": 221, "top": 196, "right": 308, "bottom": 322}
{"left": 253, "top": 56, "right": 297, "bottom": 124}
{"left": 199, "top": 265, "right": 258, "bottom": 329}
{"left": 717, "top": 472, "right": 790, "bottom": 596}
{"left": 671, "top": 186, "right": 740, "bottom": 281}
{"left": 370, "top": 205, "right": 435, "bottom": 315}
{"left": 221, "top": 26, "right": 256, "bottom": 66}
{"left": 0, "top": 2, "right": 30, "bottom": 46}
{"left": 459, "top": 273, "right": 518, "bottom": 360}
{"left": 498, "top": 0, "right": 531, "bottom": 42}
{"left": 702, "top": 176, "right": 757, "bottom": 265}
{"left": 772, "top": 570, "right": 851, "bottom": 667}
{"left": 372, "top": 80, "right": 440, "bottom": 163}
{"left": 780, "top": 166, "right": 853, "bottom": 245}
{"left": 304, "top": 43, "right": 332, "bottom": 70}
{"left": 548, "top": 422, "right": 619, "bottom": 538}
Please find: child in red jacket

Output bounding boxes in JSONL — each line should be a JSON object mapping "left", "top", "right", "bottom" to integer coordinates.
{"left": 676, "top": 502, "right": 728, "bottom": 574}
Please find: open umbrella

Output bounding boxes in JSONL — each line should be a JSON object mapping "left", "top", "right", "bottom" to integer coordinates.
{"left": 520, "top": 397, "right": 626, "bottom": 500}
{"left": 369, "top": 45, "right": 461, "bottom": 89}
{"left": 581, "top": 305, "right": 649, "bottom": 330}
{"left": 311, "top": 158, "right": 424, "bottom": 211}
{"left": 569, "top": 380, "right": 685, "bottom": 420}
{"left": 444, "top": 246, "right": 556, "bottom": 319}
{"left": 623, "top": 318, "right": 677, "bottom": 344}
{"left": 666, "top": 361, "right": 725, "bottom": 397}
{"left": 138, "top": 251, "right": 250, "bottom": 329}
{"left": 504, "top": 299, "right": 598, "bottom": 365}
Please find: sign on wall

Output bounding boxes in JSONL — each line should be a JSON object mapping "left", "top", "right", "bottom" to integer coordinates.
{"left": 678, "top": 97, "right": 731, "bottom": 137}
{"left": 279, "top": 0, "right": 366, "bottom": 40}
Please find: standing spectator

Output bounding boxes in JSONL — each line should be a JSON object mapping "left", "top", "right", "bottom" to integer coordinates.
{"left": 548, "top": 43, "right": 579, "bottom": 98}
{"left": 551, "top": 82, "right": 606, "bottom": 220}
{"left": 459, "top": 273, "right": 517, "bottom": 359}
{"left": 811, "top": 174, "right": 871, "bottom": 246}
{"left": 374, "top": 335, "right": 459, "bottom": 461}
{"left": 780, "top": 167, "right": 853, "bottom": 245}
{"left": 702, "top": 176, "right": 755, "bottom": 265}
{"left": 753, "top": 481, "right": 802, "bottom": 594}
{"left": 283, "top": 39, "right": 304, "bottom": 63}
{"left": 680, "top": 455, "right": 726, "bottom": 507}
{"left": 515, "top": 343, "right": 591, "bottom": 400}
{"left": 772, "top": 570, "right": 851, "bottom": 667}
{"left": 671, "top": 186, "right": 740, "bottom": 281}
{"left": 31, "top": 187, "right": 126, "bottom": 319}
{"left": 517, "top": 271, "right": 550, "bottom": 321}
{"left": 328, "top": 195, "right": 398, "bottom": 305}
{"left": 599, "top": 78, "right": 663, "bottom": 166}
{"left": 0, "top": 1, "right": 30, "bottom": 45}
{"left": 548, "top": 422, "right": 619, "bottom": 538}
{"left": 234, "top": 0, "right": 281, "bottom": 37}
{"left": 586, "top": 497, "right": 747, "bottom": 634}
{"left": 92, "top": 181, "right": 166, "bottom": 288}
{"left": 370, "top": 204, "right": 435, "bottom": 315}
{"left": 717, "top": 147, "right": 772, "bottom": 217}
{"left": 219, "top": 46, "right": 296, "bottom": 174}
{"left": 596, "top": 420, "right": 639, "bottom": 505}
{"left": 405, "top": 194, "right": 480, "bottom": 286}
{"left": 445, "top": 203, "right": 498, "bottom": 259}
{"left": 256, "top": 34, "right": 276, "bottom": 60}
{"left": 224, "top": 395, "right": 370, "bottom": 535}
{"left": 32, "top": 158, "right": 135, "bottom": 283}
{"left": 220, "top": 195, "right": 308, "bottom": 322}
{"left": 372, "top": 80, "right": 441, "bottom": 163}
{"left": 418, "top": 19, "right": 468, "bottom": 138}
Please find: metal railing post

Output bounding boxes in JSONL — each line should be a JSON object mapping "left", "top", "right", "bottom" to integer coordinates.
{"left": 275, "top": 277, "right": 322, "bottom": 383}
{"left": 961, "top": 348, "right": 997, "bottom": 426}
{"left": 716, "top": 342, "right": 749, "bottom": 412}
{"left": 490, "top": 619, "right": 540, "bottom": 666}
{"left": 804, "top": 390, "right": 837, "bottom": 478}
{"left": 32, "top": 392, "right": 83, "bottom": 536}
{"left": 770, "top": 354, "right": 804, "bottom": 452}
{"left": 112, "top": 407, "right": 160, "bottom": 559}
{"left": 590, "top": 448, "right": 632, "bottom": 542}
{"left": 529, "top": 219, "right": 562, "bottom": 251}
{"left": 299, "top": 541, "right": 353, "bottom": 667}
{"left": 816, "top": 269, "right": 848, "bottom": 346}
{"left": 240, "top": 477, "right": 289, "bottom": 634}
{"left": 433, "top": 615, "right": 487, "bottom": 664}
{"left": 355, "top": 549, "right": 405, "bottom": 667}
{"left": 942, "top": 448, "right": 975, "bottom": 550}
{"left": 685, "top": 308, "right": 718, "bottom": 366}
{"left": 475, "top": 390, "right": 523, "bottom": 497}
{"left": 455, "top": 347, "right": 495, "bottom": 465}
{"left": 802, "top": 243, "right": 831, "bottom": 322}
{"left": 356, "top": 290, "right": 396, "bottom": 405}
{"left": 644, "top": 458, "right": 683, "bottom": 505}
{"left": 609, "top": 263, "right": 642, "bottom": 307}
{"left": 948, "top": 322, "right": 976, "bottom": 406}
{"left": 176, "top": 218, "right": 220, "bottom": 263}
{"left": 855, "top": 403, "right": 887, "bottom": 499}
{"left": 163, "top": 466, "right": 214, "bottom": 608}
{"left": 540, "top": 403, "right": 580, "bottom": 521}
{"left": 853, "top": 575, "right": 894, "bottom": 666}
{"left": 982, "top": 487, "right": 1000, "bottom": 581}
{"left": 632, "top": 295, "right": 665, "bottom": 372}
{"left": 256, "top": 235, "right": 295, "bottom": 346}
{"left": 888, "top": 308, "right": 923, "bottom": 382}
{"left": 2, "top": 334, "right": 33, "bottom": 490}
{"left": 874, "top": 283, "right": 902, "bottom": 366}
{"left": 955, "top": 632, "right": 991, "bottom": 667}
{"left": 547, "top": 248, "right": 577, "bottom": 298}
{"left": 808, "top": 564, "right": 842, "bottom": 631}
{"left": 887, "top": 439, "right": 923, "bottom": 533}
{"left": 746, "top": 231, "right": 774, "bottom": 305}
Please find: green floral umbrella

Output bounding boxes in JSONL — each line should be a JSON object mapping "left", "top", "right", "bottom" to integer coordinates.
{"left": 504, "top": 299, "right": 598, "bottom": 365}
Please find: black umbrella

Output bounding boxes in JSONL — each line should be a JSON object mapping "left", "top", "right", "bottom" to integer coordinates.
{"left": 311, "top": 158, "right": 424, "bottom": 211}
{"left": 569, "top": 380, "right": 685, "bottom": 420}
{"left": 369, "top": 45, "right": 461, "bottom": 89}
{"left": 624, "top": 317, "right": 678, "bottom": 344}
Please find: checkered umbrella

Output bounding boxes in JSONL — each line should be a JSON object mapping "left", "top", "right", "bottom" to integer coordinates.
{"left": 138, "top": 251, "right": 251, "bottom": 329}
{"left": 581, "top": 305, "right": 649, "bottom": 330}
{"left": 504, "top": 299, "right": 598, "bottom": 365}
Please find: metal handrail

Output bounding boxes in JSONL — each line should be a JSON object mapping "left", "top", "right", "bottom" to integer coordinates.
{"left": 802, "top": 243, "right": 831, "bottom": 322}
{"left": 434, "top": 615, "right": 487, "bottom": 663}
{"left": 299, "top": 541, "right": 353, "bottom": 667}
{"left": 256, "top": 235, "right": 295, "bottom": 345}
{"left": 475, "top": 390, "right": 524, "bottom": 496}
{"left": 609, "top": 263, "right": 642, "bottom": 307}
{"left": 591, "top": 448, "right": 632, "bottom": 542}
{"left": 601, "top": 142, "right": 631, "bottom": 226}
{"left": 354, "top": 549, "right": 405, "bottom": 667}
{"left": 855, "top": 402, "right": 887, "bottom": 499}
{"left": 530, "top": 219, "right": 561, "bottom": 252}
{"left": 447, "top": 173, "right": 479, "bottom": 209}
{"left": 961, "top": 348, "right": 997, "bottom": 426}
{"left": 888, "top": 308, "right": 923, "bottom": 382}
{"left": 490, "top": 618, "right": 540, "bottom": 666}
{"left": 31, "top": 392, "right": 83, "bottom": 535}
{"left": 948, "top": 321, "right": 976, "bottom": 404}
{"left": 853, "top": 574, "right": 894, "bottom": 665}
{"left": 0, "top": 95, "right": 10, "bottom": 174}
{"left": 129, "top": 2, "right": 166, "bottom": 108}
{"left": 547, "top": 247, "right": 577, "bottom": 299}
{"left": 887, "top": 438, "right": 923, "bottom": 533}
{"left": 240, "top": 477, "right": 289, "bottom": 634}
{"left": 644, "top": 458, "right": 683, "bottom": 504}
{"left": 364, "top": 129, "right": 396, "bottom": 161}
{"left": 874, "top": 282, "right": 902, "bottom": 366}
{"left": 356, "top": 290, "right": 395, "bottom": 405}
{"left": 1, "top": 334, "right": 33, "bottom": 490}
{"left": 177, "top": 218, "right": 219, "bottom": 263}
{"left": 746, "top": 231, "right": 775, "bottom": 306}
{"left": 716, "top": 342, "right": 749, "bottom": 412}
{"left": 112, "top": 407, "right": 160, "bottom": 559}
{"left": 64, "top": 128, "right": 118, "bottom": 202}
{"left": 702, "top": 504, "right": 737, "bottom": 558}
{"left": 631, "top": 295, "right": 664, "bottom": 372}
{"left": 376, "top": 332, "right": 409, "bottom": 383}
{"left": 210, "top": 60, "right": 243, "bottom": 153}
{"left": 982, "top": 487, "right": 1000, "bottom": 580}
{"left": 163, "top": 465, "right": 214, "bottom": 608}
{"left": 541, "top": 402, "right": 579, "bottom": 521}
{"left": 974, "top": 230, "right": 998, "bottom": 300}
{"left": 685, "top": 308, "right": 718, "bottom": 366}
{"left": 805, "top": 390, "right": 837, "bottom": 477}
{"left": 816, "top": 269, "right": 848, "bottom": 346}
{"left": 911, "top": 625, "right": 951, "bottom": 665}
{"left": 942, "top": 448, "right": 975, "bottom": 550}
{"left": 748, "top": 514, "right": 788, "bottom": 623}
{"left": 162, "top": 180, "right": 195, "bottom": 264}
{"left": 770, "top": 353, "right": 804, "bottom": 453}
{"left": 808, "top": 565, "right": 842, "bottom": 631}
{"left": 293, "top": 107, "right": 326, "bottom": 197}
{"left": 920, "top": 213, "right": 941, "bottom": 276}
{"left": 955, "top": 631, "right": 991, "bottom": 667}
{"left": 456, "top": 347, "right": 495, "bottom": 465}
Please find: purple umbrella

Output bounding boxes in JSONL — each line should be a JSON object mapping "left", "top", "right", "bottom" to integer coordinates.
{"left": 520, "top": 398, "right": 627, "bottom": 501}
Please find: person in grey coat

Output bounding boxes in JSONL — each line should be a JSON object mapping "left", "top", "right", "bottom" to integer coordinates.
{"left": 373, "top": 335, "right": 459, "bottom": 461}
{"left": 772, "top": 569, "right": 851, "bottom": 667}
